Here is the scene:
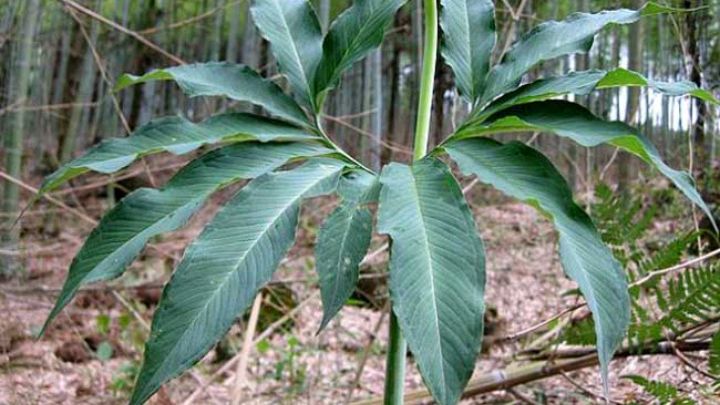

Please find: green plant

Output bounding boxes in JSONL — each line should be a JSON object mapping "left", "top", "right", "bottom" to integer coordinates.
{"left": 623, "top": 375, "right": 696, "bottom": 404}
{"left": 710, "top": 331, "right": 720, "bottom": 389}
{"left": 563, "top": 187, "right": 709, "bottom": 345}
{"left": 273, "top": 335, "right": 308, "bottom": 395}
{"left": 38, "top": 1, "right": 719, "bottom": 404}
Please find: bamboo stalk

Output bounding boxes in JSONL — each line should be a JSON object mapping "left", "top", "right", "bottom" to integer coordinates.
{"left": 2, "top": 0, "right": 40, "bottom": 276}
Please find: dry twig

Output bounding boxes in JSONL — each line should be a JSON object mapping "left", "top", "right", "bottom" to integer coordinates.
{"left": 56, "top": 0, "right": 186, "bottom": 65}
{"left": 230, "top": 293, "right": 263, "bottom": 405}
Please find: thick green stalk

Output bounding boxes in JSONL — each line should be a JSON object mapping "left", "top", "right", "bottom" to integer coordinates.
{"left": 384, "top": 0, "right": 438, "bottom": 403}
{"left": 412, "top": 0, "right": 438, "bottom": 160}
{"left": 383, "top": 312, "right": 407, "bottom": 404}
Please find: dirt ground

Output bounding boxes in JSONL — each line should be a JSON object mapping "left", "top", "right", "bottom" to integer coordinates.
{"left": 0, "top": 181, "right": 715, "bottom": 405}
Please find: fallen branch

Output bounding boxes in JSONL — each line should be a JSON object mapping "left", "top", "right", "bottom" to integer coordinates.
{"left": 345, "top": 303, "right": 390, "bottom": 404}
{"left": 350, "top": 338, "right": 710, "bottom": 405}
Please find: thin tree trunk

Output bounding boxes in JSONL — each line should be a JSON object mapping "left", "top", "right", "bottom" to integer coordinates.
{"left": 2, "top": 0, "right": 40, "bottom": 277}
{"left": 387, "top": 18, "right": 402, "bottom": 163}
{"left": 60, "top": 0, "right": 102, "bottom": 163}
{"left": 618, "top": 0, "right": 644, "bottom": 192}
{"left": 226, "top": 0, "right": 242, "bottom": 63}
{"left": 685, "top": 0, "right": 708, "bottom": 180}
{"left": 369, "top": 49, "right": 383, "bottom": 171}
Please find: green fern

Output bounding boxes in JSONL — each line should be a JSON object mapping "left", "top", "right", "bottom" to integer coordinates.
{"left": 657, "top": 266, "right": 720, "bottom": 332}
{"left": 591, "top": 183, "right": 655, "bottom": 266}
{"left": 623, "top": 375, "right": 696, "bottom": 405}
{"left": 564, "top": 185, "right": 715, "bottom": 349}
{"left": 710, "top": 331, "right": 720, "bottom": 390}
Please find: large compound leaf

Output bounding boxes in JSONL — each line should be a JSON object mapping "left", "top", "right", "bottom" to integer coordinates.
{"left": 453, "top": 100, "right": 715, "bottom": 229}
{"left": 41, "top": 142, "right": 331, "bottom": 334}
{"left": 115, "top": 63, "right": 308, "bottom": 126}
{"left": 378, "top": 158, "right": 485, "bottom": 405}
{"left": 480, "top": 3, "right": 675, "bottom": 104}
{"left": 41, "top": 113, "right": 318, "bottom": 192}
{"left": 130, "top": 159, "right": 344, "bottom": 405}
{"left": 440, "top": 0, "right": 495, "bottom": 103}
{"left": 476, "top": 68, "right": 719, "bottom": 121}
{"left": 313, "top": 0, "right": 407, "bottom": 108}
{"left": 251, "top": 0, "right": 323, "bottom": 108}
{"left": 445, "top": 137, "right": 630, "bottom": 389}
{"left": 316, "top": 170, "right": 378, "bottom": 331}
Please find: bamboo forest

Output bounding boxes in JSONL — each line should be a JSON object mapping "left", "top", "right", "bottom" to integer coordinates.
{"left": 2, "top": 0, "right": 720, "bottom": 404}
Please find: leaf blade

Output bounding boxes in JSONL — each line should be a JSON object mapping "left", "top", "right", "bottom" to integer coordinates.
{"left": 440, "top": 0, "right": 496, "bottom": 102}
{"left": 130, "top": 159, "right": 344, "bottom": 405}
{"left": 316, "top": 171, "right": 378, "bottom": 331}
{"left": 480, "top": 3, "right": 673, "bottom": 103}
{"left": 41, "top": 113, "right": 318, "bottom": 192}
{"left": 476, "top": 68, "right": 719, "bottom": 121}
{"left": 251, "top": 0, "right": 323, "bottom": 107}
{"left": 115, "top": 63, "right": 308, "bottom": 126}
{"left": 445, "top": 137, "right": 630, "bottom": 391}
{"left": 378, "top": 159, "right": 485, "bottom": 405}
{"left": 41, "top": 142, "right": 332, "bottom": 335}
{"left": 313, "top": 0, "right": 407, "bottom": 107}
{"left": 454, "top": 100, "right": 715, "bottom": 230}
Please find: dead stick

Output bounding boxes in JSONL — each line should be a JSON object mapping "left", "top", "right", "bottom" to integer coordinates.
{"left": 230, "top": 293, "right": 263, "bottom": 405}
{"left": 0, "top": 171, "right": 97, "bottom": 225}
{"left": 345, "top": 304, "right": 389, "bottom": 404}
{"left": 56, "top": 0, "right": 186, "bottom": 65}
{"left": 138, "top": 0, "right": 247, "bottom": 35}
{"left": 631, "top": 248, "right": 720, "bottom": 287}
{"left": 0, "top": 170, "right": 178, "bottom": 260}
{"left": 181, "top": 291, "right": 319, "bottom": 404}
{"left": 66, "top": 7, "right": 157, "bottom": 187}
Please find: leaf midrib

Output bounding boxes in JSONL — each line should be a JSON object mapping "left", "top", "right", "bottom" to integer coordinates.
{"left": 459, "top": 0, "right": 475, "bottom": 99}
{"left": 320, "top": 1, "right": 385, "bottom": 91}
{"left": 329, "top": 206, "right": 359, "bottom": 308}
{"left": 407, "top": 171, "right": 448, "bottom": 395}
{"left": 268, "top": 0, "right": 312, "bottom": 96}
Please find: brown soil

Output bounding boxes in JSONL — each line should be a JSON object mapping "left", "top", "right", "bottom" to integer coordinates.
{"left": 0, "top": 192, "right": 714, "bottom": 404}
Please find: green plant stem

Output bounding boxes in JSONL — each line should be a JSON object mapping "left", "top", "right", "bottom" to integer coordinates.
{"left": 412, "top": 0, "right": 438, "bottom": 161}
{"left": 384, "top": 0, "right": 438, "bottom": 404}
{"left": 383, "top": 311, "right": 407, "bottom": 405}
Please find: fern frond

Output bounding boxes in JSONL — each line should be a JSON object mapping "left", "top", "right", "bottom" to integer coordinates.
{"left": 660, "top": 266, "right": 720, "bottom": 332}
{"left": 710, "top": 331, "right": 720, "bottom": 390}
{"left": 623, "top": 375, "right": 696, "bottom": 405}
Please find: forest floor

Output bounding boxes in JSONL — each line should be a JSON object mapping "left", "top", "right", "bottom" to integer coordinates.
{"left": 0, "top": 174, "right": 712, "bottom": 405}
